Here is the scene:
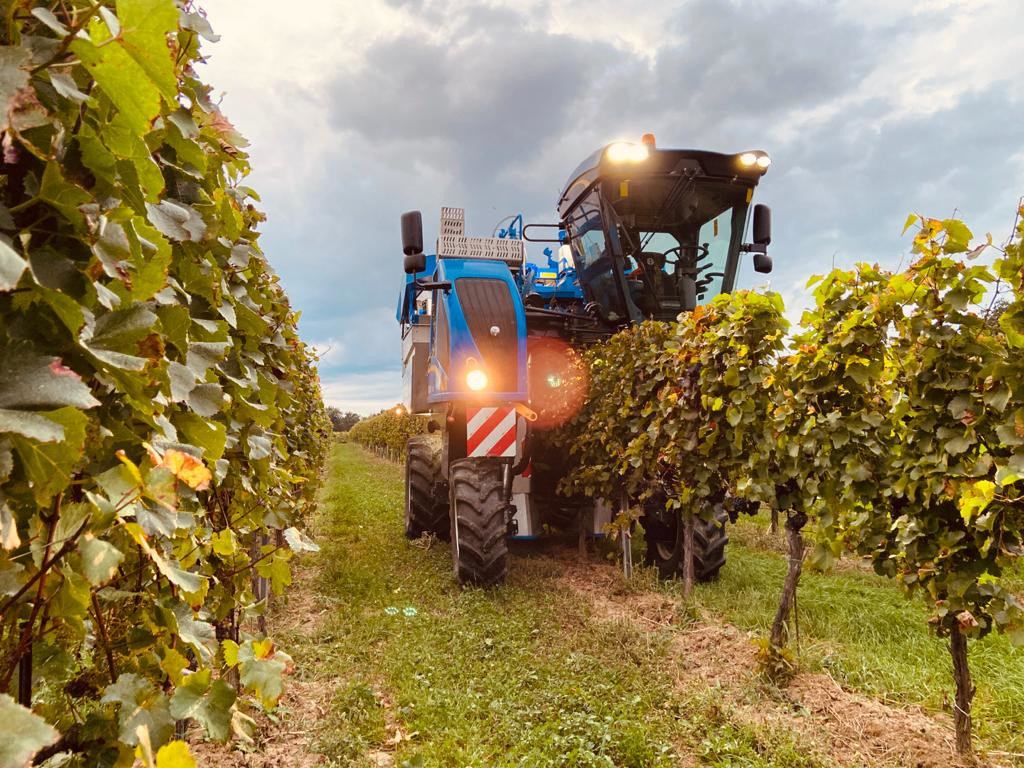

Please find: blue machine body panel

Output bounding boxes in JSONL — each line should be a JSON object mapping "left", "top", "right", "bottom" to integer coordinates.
{"left": 426, "top": 257, "right": 529, "bottom": 405}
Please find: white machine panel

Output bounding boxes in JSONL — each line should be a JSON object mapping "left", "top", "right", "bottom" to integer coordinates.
{"left": 436, "top": 207, "right": 526, "bottom": 269}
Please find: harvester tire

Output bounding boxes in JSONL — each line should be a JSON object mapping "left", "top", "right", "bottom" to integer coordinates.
{"left": 642, "top": 502, "right": 729, "bottom": 583}
{"left": 404, "top": 436, "right": 449, "bottom": 540}
{"left": 448, "top": 457, "right": 508, "bottom": 587}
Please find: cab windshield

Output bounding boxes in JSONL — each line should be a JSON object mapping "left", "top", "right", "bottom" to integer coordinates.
{"left": 605, "top": 176, "right": 750, "bottom": 321}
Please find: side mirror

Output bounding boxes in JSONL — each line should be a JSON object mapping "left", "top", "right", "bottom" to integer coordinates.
{"left": 401, "top": 210, "right": 423, "bottom": 256}
{"left": 753, "top": 204, "right": 771, "bottom": 246}
{"left": 404, "top": 252, "right": 426, "bottom": 275}
{"left": 753, "top": 253, "right": 773, "bottom": 274}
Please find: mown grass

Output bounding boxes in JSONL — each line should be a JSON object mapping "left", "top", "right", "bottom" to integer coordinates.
{"left": 295, "top": 444, "right": 827, "bottom": 768}
{"left": 682, "top": 513, "right": 1024, "bottom": 754}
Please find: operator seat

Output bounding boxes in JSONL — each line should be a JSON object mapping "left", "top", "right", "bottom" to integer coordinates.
{"left": 640, "top": 251, "right": 679, "bottom": 301}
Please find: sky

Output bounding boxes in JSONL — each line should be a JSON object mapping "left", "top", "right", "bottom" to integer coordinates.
{"left": 197, "top": 0, "right": 1024, "bottom": 415}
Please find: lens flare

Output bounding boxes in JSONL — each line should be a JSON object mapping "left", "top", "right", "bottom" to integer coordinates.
{"left": 527, "top": 337, "right": 589, "bottom": 429}
{"left": 466, "top": 369, "right": 488, "bottom": 391}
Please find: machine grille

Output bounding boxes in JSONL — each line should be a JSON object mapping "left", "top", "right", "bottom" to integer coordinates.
{"left": 455, "top": 278, "right": 518, "bottom": 393}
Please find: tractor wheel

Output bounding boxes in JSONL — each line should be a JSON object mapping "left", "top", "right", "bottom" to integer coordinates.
{"left": 642, "top": 501, "right": 729, "bottom": 582}
{"left": 448, "top": 457, "right": 508, "bottom": 587}
{"left": 404, "top": 436, "right": 449, "bottom": 540}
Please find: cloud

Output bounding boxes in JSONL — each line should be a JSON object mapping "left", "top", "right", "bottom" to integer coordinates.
{"left": 320, "top": 369, "right": 402, "bottom": 415}
{"left": 197, "top": 0, "right": 1024, "bottom": 410}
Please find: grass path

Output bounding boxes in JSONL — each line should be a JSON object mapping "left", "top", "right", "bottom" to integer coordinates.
{"left": 203, "top": 443, "right": 1023, "bottom": 767}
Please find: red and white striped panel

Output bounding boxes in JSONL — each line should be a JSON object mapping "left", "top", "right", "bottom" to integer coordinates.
{"left": 466, "top": 406, "right": 517, "bottom": 458}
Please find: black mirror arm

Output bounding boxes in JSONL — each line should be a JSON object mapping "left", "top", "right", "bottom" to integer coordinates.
{"left": 414, "top": 279, "right": 452, "bottom": 292}
{"left": 740, "top": 242, "right": 767, "bottom": 254}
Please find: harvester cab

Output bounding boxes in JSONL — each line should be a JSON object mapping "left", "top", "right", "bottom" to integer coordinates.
{"left": 555, "top": 136, "right": 773, "bottom": 325}
{"left": 397, "top": 137, "right": 774, "bottom": 587}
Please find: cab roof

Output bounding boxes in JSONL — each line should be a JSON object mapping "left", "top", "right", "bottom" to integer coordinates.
{"left": 556, "top": 145, "right": 769, "bottom": 219}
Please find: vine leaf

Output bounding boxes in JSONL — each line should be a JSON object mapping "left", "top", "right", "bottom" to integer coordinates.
{"left": 70, "top": 0, "right": 178, "bottom": 140}
{"left": 9, "top": 407, "right": 89, "bottom": 503}
{"left": 0, "top": 239, "right": 26, "bottom": 291}
{"left": 0, "top": 47, "right": 30, "bottom": 133}
{"left": 0, "top": 409, "right": 66, "bottom": 442}
{"left": 101, "top": 673, "right": 174, "bottom": 747}
{"left": 0, "top": 352, "right": 100, "bottom": 410}
{"left": 168, "top": 669, "right": 236, "bottom": 741}
{"left": 154, "top": 741, "right": 197, "bottom": 768}
{"left": 0, "top": 694, "right": 59, "bottom": 768}
{"left": 79, "top": 535, "right": 125, "bottom": 585}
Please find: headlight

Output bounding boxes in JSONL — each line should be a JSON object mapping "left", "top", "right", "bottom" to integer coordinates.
{"left": 606, "top": 142, "right": 649, "bottom": 163}
{"left": 466, "top": 369, "right": 488, "bottom": 391}
{"left": 739, "top": 151, "right": 771, "bottom": 170}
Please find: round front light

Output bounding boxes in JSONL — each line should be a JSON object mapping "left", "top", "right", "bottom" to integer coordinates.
{"left": 466, "top": 369, "right": 488, "bottom": 391}
{"left": 756, "top": 154, "right": 772, "bottom": 168}
{"left": 739, "top": 152, "right": 758, "bottom": 166}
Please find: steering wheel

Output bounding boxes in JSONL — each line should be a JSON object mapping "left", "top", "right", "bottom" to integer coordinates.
{"left": 661, "top": 243, "right": 710, "bottom": 267}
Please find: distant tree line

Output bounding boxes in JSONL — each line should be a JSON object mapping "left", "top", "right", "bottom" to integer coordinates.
{"left": 327, "top": 407, "right": 362, "bottom": 432}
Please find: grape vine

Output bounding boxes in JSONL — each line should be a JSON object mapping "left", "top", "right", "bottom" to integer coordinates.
{"left": 558, "top": 209, "right": 1024, "bottom": 757}
{"left": 0, "top": 2, "right": 330, "bottom": 766}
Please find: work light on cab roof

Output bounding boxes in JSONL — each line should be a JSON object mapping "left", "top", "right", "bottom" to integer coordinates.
{"left": 394, "top": 133, "right": 779, "bottom": 587}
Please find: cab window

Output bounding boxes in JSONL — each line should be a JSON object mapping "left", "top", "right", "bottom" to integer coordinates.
{"left": 566, "top": 192, "right": 626, "bottom": 322}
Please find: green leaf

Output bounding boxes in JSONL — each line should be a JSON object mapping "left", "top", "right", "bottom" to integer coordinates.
{"left": 944, "top": 435, "right": 971, "bottom": 455}
{"left": 146, "top": 200, "right": 207, "bottom": 242}
{"left": 71, "top": 22, "right": 162, "bottom": 139}
{"left": 167, "top": 361, "right": 197, "bottom": 402}
{"left": 0, "top": 694, "right": 59, "bottom": 768}
{"left": 235, "top": 639, "right": 288, "bottom": 709}
{"left": 147, "top": 549, "right": 203, "bottom": 593}
{"left": 101, "top": 673, "right": 174, "bottom": 747}
{"left": 168, "top": 670, "right": 236, "bottom": 742}
{"left": 0, "top": 408, "right": 66, "bottom": 442}
{"left": 175, "top": 413, "right": 227, "bottom": 461}
{"left": 49, "top": 72, "right": 89, "bottom": 103}
{"left": 247, "top": 432, "right": 273, "bottom": 460}
{"left": 0, "top": 47, "right": 30, "bottom": 132}
{"left": 0, "top": 351, "right": 99, "bottom": 409}
{"left": 186, "top": 341, "right": 230, "bottom": 378}
{"left": 38, "top": 162, "right": 92, "bottom": 227}
{"left": 901, "top": 213, "right": 918, "bottom": 235}
{"left": 187, "top": 383, "right": 224, "bottom": 418}
{"left": 116, "top": 0, "right": 180, "bottom": 102}
{"left": 173, "top": 605, "right": 218, "bottom": 663}
{"left": 0, "top": 239, "right": 26, "bottom": 291}
{"left": 942, "top": 218, "right": 973, "bottom": 253}
{"left": 29, "top": 8, "right": 70, "bottom": 36}
{"left": 283, "top": 527, "right": 319, "bottom": 553}
{"left": 9, "top": 407, "right": 89, "bottom": 503}
{"left": 79, "top": 535, "right": 124, "bottom": 585}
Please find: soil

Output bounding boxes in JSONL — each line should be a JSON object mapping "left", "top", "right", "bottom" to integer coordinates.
{"left": 559, "top": 554, "right": 983, "bottom": 768}
{"left": 188, "top": 563, "right": 332, "bottom": 767}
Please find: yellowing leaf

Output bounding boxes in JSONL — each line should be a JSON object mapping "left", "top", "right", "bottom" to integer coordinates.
{"left": 157, "top": 449, "right": 212, "bottom": 490}
{"left": 155, "top": 741, "right": 196, "bottom": 768}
